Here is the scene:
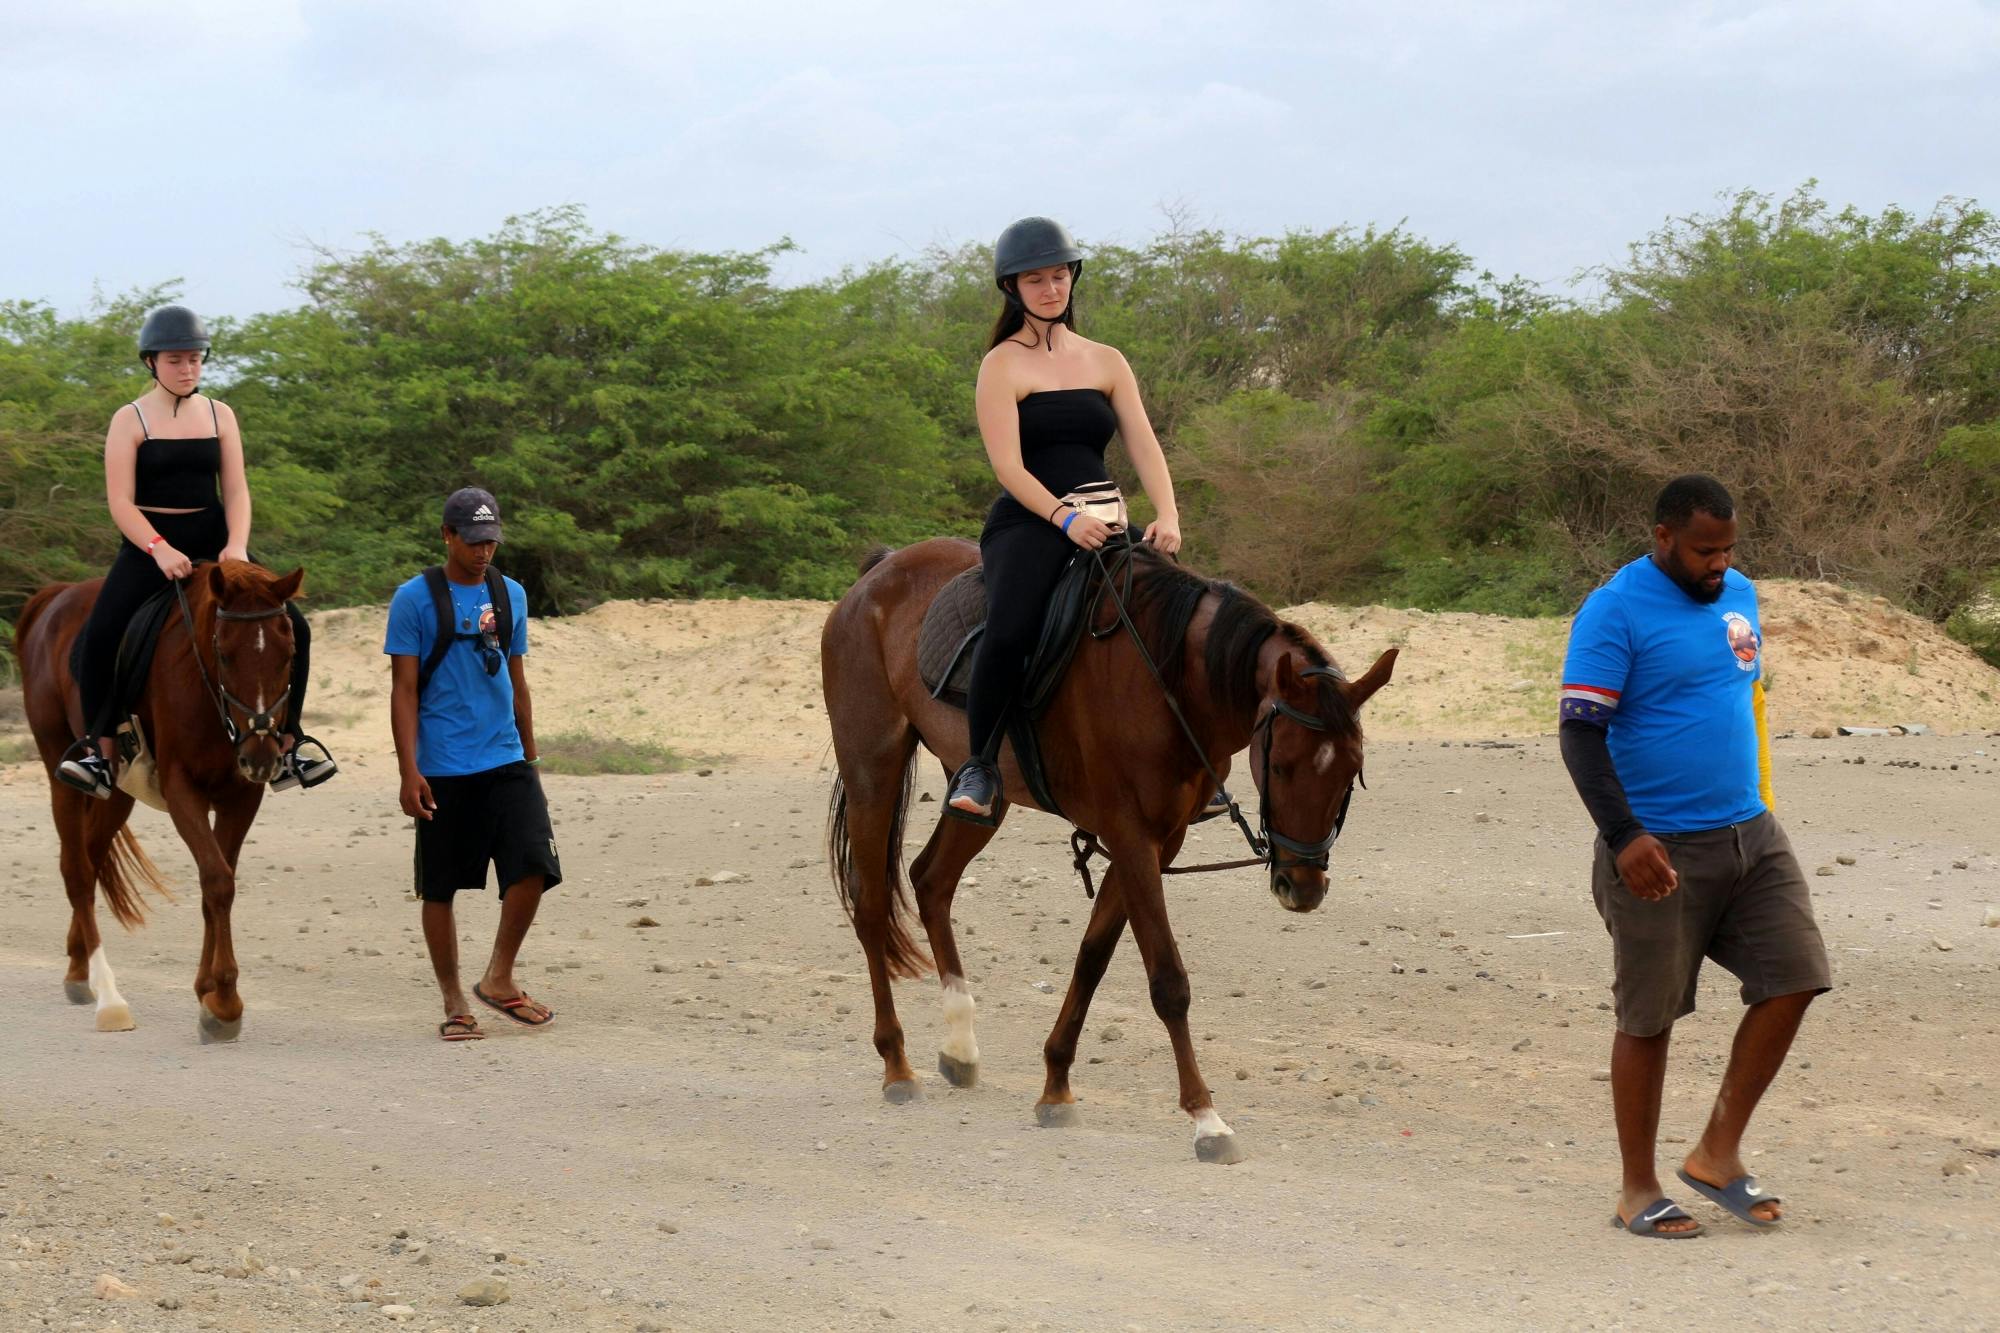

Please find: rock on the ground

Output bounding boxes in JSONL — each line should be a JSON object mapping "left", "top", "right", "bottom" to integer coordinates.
{"left": 459, "top": 1276, "right": 512, "bottom": 1306}
{"left": 93, "top": 1273, "right": 138, "bottom": 1300}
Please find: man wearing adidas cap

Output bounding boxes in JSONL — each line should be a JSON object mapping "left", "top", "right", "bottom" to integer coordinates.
{"left": 385, "top": 487, "right": 561, "bottom": 1041}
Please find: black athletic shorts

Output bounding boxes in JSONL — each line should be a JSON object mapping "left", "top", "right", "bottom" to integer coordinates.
{"left": 412, "top": 760, "right": 562, "bottom": 902}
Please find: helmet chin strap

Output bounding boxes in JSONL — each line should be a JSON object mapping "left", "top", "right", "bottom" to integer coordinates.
{"left": 145, "top": 354, "right": 199, "bottom": 415}
{"left": 1005, "top": 280, "right": 1073, "bottom": 352}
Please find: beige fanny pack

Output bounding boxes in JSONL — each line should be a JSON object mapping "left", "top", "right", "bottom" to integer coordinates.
{"left": 1059, "top": 480, "right": 1128, "bottom": 532}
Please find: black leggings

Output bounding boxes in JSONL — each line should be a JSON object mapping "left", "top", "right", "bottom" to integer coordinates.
{"left": 966, "top": 520, "right": 1078, "bottom": 760}
{"left": 75, "top": 506, "right": 312, "bottom": 743}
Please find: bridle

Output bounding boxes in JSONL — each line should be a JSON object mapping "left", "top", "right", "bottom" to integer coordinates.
{"left": 1066, "top": 543, "right": 1362, "bottom": 896}
{"left": 1242, "top": 665, "right": 1360, "bottom": 875}
{"left": 174, "top": 580, "right": 292, "bottom": 748}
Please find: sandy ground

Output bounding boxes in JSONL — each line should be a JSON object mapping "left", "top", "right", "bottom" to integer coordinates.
{"left": 3, "top": 589, "right": 1998, "bottom": 1331}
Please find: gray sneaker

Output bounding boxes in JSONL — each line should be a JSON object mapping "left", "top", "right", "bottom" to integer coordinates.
{"left": 269, "top": 736, "right": 338, "bottom": 792}
{"left": 57, "top": 753, "right": 114, "bottom": 800}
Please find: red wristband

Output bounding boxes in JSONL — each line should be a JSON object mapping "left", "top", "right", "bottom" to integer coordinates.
{"left": 145, "top": 535, "right": 164, "bottom": 554}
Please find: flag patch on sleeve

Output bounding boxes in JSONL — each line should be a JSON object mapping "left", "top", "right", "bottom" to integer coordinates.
{"left": 1560, "top": 683, "right": 1620, "bottom": 724}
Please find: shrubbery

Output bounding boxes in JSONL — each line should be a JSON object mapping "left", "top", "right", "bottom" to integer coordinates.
{"left": 4, "top": 188, "right": 1997, "bottom": 667}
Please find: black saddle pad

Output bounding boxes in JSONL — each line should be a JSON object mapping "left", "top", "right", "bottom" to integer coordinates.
{"left": 70, "top": 585, "right": 180, "bottom": 732}
{"left": 916, "top": 548, "right": 1099, "bottom": 714}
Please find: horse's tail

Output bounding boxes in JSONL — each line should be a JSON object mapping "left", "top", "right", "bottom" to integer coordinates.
{"left": 96, "top": 823, "right": 173, "bottom": 929}
{"left": 826, "top": 755, "right": 929, "bottom": 979}
{"left": 857, "top": 545, "right": 895, "bottom": 577}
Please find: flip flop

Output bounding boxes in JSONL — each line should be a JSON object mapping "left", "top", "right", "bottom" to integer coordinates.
{"left": 1613, "top": 1198, "right": 1704, "bottom": 1239}
{"left": 473, "top": 982, "right": 554, "bottom": 1027}
{"left": 1676, "top": 1168, "right": 1782, "bottom": 1227}
{"left": 439, "top": 1015, "right": 484, "bottom": 1042}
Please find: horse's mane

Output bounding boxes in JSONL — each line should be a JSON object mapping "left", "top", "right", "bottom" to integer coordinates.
{"left": 1120, "top": 546, "right": 1358, "bottom": 737}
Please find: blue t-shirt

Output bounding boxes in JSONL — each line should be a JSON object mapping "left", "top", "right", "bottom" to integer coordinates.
{"left": 383, "top": 572, "right": 530, "bottom": 778}
{"left": 1560, "top": 556, "right": 1765, "bottom": 833}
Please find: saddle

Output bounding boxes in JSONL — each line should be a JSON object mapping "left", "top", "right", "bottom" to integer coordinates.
{"left": 916, "top": 548, "right": 1110, "bottom": 816}
{"left": 70, "top": 585, "right": 181, "bottom": 737}
{"left": 67, "top": 585, "right": 182, "bottom": 812}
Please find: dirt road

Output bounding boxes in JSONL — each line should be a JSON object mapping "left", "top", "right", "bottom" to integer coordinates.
{"left": 4, "top": 727, "right": 1996, "bottom": 1331}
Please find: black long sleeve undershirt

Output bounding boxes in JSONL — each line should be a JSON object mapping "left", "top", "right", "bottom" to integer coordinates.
{"left": 1559, "top": 718, "right": 1647, "bottom": 855}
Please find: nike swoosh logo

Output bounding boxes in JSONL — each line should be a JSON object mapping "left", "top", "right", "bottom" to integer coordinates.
{"left": 1642, "top": 1205, "right": 1674, "bottom": 1222}
{"left": 1744, "top": 1184, "right": 1762, "bottom": 1195}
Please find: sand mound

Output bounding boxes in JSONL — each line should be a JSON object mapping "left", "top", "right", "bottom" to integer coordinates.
{"left": 18, "top": 577, "right": 1995, "bottom": 770}
{"left": 1288, "top": 579, "right": 2000, "bottom": 740}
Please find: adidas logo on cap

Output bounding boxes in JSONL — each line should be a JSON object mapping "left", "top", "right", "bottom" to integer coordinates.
{"left": 473, "top": 505, "right": 496, "bottom": 522}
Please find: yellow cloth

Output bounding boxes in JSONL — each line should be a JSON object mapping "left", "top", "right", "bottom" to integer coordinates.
{"left": 1753, "top": 678, "right": 1774, "bottom": 811}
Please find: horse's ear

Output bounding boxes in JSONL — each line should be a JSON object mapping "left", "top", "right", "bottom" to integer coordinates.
{"left": 205, "top": 562, "right": 227, "bottom": 601}
{"left": 1272, "top": 652, "right": 1304, "bottom": 696}
{"left": 271, "top": 567, "right": 305, "bottom": 602}
{"left": 1341, "top": 647, "right": 1399, "bottom": 708}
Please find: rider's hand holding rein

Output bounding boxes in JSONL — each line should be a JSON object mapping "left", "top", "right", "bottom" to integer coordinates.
{"left": 1059, "top": 510, "right": 1116, "bottom": 551}
{"left": 150, "top": 541, "right": 195, "bottom": 580}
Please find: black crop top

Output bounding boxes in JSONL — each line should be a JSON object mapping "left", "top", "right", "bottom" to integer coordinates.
{"left": 984, "top": 388, "right": 1119, "bottom": 534}
{"left": 131, "top": 400, "right": 222, "bottom": 509}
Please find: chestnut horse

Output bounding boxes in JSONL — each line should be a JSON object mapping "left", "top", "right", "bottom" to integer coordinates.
{"left": 16, "top": 561, "right": 304, "bottom": 1041}
{"left": 822, "top": 538, "right": 1395, "bottom": 1162}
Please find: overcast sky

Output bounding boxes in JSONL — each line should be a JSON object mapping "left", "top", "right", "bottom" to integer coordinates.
{"left": 8, "top": 0, "right": 1998, "bottom": 321}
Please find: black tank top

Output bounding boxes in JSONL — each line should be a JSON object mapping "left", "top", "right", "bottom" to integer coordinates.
{"left": 130, "top": 399, "right": 222, "bottom": 509}
{"left": 984, "top": 389, "right": 1118, "bottom": 534}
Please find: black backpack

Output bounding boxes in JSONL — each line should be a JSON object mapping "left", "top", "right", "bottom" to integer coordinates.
{"left": 416, "top": 565, "right": 515, "bottom": 695}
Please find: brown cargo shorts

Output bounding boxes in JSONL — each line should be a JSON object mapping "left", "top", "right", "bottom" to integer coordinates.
{"left": 1590, "top": 811, "right": 1832, "bottom": 1037}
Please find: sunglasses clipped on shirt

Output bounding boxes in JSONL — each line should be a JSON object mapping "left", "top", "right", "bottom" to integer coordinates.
{"left": 460, "top": 615, "right": 504, "bottom": 677}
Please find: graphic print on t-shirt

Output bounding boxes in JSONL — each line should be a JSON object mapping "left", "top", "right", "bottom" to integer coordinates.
{"left": 1723, "top": 611, "right": 1760, "bottom": 669}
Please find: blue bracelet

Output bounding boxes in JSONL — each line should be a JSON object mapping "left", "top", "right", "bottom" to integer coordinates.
{"left": 1060, "top": 511, "right": 1078, "bottom": 533}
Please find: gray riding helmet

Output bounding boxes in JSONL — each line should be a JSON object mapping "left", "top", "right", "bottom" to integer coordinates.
{"left": 993, "top": 217, "right": 1083, "bottom": 298}
{"left": 137, "top": 305, "right": 211, "bottom": 360}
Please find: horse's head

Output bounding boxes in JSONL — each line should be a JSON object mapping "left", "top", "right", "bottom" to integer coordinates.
{"left": 201, "top": 561, "right": 305, "bottom": 784}
{"left": 1248, "top": 646, "right": 1397, "bottom": 913}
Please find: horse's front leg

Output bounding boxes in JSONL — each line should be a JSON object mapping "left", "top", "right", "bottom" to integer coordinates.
{"left": 1113, "top": 836, "right": 1242, "bottom": 1164}
{"left": 165, "top": 780, "right": 249, "bottom": 1043}
{"left": 1035, "top": 866, "right": 1127, "bottom": 1127}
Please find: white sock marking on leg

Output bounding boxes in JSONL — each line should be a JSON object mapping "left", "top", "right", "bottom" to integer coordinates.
{"left": 88, "top": 948, "right": 131, "bottom": 1022}
{"left": 940, "top": 975, "right": 979, "bottom": 1065}
{"left": 1192, "top": 1106, "right": 1234, "bottom": 1141}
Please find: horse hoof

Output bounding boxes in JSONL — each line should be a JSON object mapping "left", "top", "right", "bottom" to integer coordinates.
{"left": 198, "top": 1011, "right": 242, "bottom": 1044}
{"left": 883, "top": 1080, "right": 920, "bottom": 1105}
{"left": 1034, "top": 1101, "right": 1082, "bottom": 1128}
{"left": 1195, "top": 1133, "right": 1247, "bottom": 1165}
{"left": 65, "top": 981, "right": 96, "bottom": 1006}
{"left": 94, "top": 1004, "right": 135, "bottom": 1033}
{"left": 937, "top": 1052, "right": 978, "bottom": 1088}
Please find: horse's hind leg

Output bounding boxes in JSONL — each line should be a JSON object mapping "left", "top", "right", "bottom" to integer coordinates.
{"left": 910, "top": 813, "right": 1000, "bottom": 1089}
{"left": 56, "top": 789, "right": 136, "bottom": 1031}
{"left": 833, "top": 728, "right": 927, "bottom": 1101}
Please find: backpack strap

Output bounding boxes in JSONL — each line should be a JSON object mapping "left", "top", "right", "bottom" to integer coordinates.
{"left": 484, "top": 566, "right": 514, "bottom": 662}
{"left": 417, "top": 565, "right": 455, "bottom": 695}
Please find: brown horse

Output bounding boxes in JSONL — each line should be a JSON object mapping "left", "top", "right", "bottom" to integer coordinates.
{"left": 17, "top": 560, "right": 304, "bottom": 1041}
{"left": 822, "top": 537, "right": 1395, "bottom": 1162}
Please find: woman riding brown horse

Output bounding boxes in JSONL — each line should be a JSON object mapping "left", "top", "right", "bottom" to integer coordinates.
{"left": 823, "top": 537, "right": 1395, "bottom": 1161}
{"left": 944, "top": 216, "right": 1187, "bottom": 823}
{"left": 19, "top": 559, "right": 306, "bottom": 1041}
{"left": 56, "top": 304, "right": 334, "bottom": 800}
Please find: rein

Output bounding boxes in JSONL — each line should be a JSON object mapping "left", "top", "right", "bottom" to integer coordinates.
{"left": 1064, "top": 543, "right": 1359, "bottom": 898}
{"left": 174, "top": 579, "right": 292, "bottom": 748}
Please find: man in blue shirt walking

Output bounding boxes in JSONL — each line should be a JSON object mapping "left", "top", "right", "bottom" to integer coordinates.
{"left": 385, "top": 488, "right": 562, "bottom": 1041}
{"left": 1561, "top": 475, "right": 1831, "bottom": 1238}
